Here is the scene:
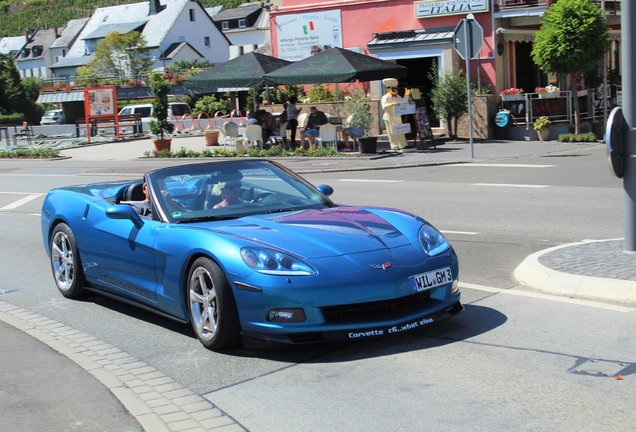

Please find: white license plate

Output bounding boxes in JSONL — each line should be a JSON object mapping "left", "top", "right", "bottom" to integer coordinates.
{"left": 410, "top": 267, "right": 452, "bottom": 293}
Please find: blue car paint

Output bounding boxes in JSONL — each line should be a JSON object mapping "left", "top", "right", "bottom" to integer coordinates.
{"left": 41, "top": 160, "right": 462, "bottom": 344}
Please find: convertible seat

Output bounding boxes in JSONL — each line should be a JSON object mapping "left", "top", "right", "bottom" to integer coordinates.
{"left": 125, "top": 182, "right": 145, "bottom": 201}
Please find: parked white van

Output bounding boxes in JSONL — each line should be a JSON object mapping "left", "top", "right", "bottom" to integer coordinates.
{"left": 118, "top": 102, "right": 192, "bottom": 119}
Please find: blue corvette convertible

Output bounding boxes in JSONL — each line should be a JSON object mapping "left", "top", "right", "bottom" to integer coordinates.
{"left": 42, "top": 160, "right": 462, "bottom": 350}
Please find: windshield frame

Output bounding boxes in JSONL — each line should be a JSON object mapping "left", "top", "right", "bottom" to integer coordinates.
{"left": 146, "top": 160, "right": 335, "bottom": 224}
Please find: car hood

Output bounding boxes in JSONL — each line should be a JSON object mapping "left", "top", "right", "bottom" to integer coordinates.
{"left": 190, "top": 207, "right": 418, "bottom": 258}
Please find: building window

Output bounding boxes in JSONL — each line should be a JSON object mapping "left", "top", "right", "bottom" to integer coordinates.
{"left": 253, "top": 44, "right": 258, "bottom": 51}
{"left": 189, "top": 9, "right": 195, "bottom": 21}
{"left": 238, "top": 19, "right": 246, "bottom": 28}
{"left": 222, "top": 21, "right": 229, "bottom": 30}
{"left": 238, "top": 46, "right": 244, "bottom": 55}
{"left": 62, "top": 49, "right": 66, "bottom": 56}
{"left": 204, "top": 37, "right": 210, "bottom": 48}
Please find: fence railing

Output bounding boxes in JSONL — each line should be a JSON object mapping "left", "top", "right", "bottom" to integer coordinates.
{"left": 500, "top": 89, "right": 618, "bottom": 129}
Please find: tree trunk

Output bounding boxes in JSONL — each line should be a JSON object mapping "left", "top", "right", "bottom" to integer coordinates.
{"left": 446, "top": 116, "right": 454, "bottom": 140}
{"left": 571, "top": 73, "right": 580, "bottom": 136}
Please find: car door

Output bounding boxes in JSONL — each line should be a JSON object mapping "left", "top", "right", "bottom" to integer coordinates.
{"left": 81, "top": 204, "right": 160, "bottom": 305}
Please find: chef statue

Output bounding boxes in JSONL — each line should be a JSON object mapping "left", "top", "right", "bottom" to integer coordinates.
{"left": 381, "top": 78, "right": 412, "bottom": 150}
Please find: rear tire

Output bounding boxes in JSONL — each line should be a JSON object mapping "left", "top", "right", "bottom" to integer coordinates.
{"left": 187, "top": 257, "right": 241, "bottom": 350}
{"left": 50, "top": 223, "right": 85, "bottom": 299}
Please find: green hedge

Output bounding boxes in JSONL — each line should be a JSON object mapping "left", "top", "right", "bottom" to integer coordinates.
{"left": 0, "top": 114, "right": 25, "bottom": 125}
{"left": 0, "top": 148, "right": 60, "bottom": 158}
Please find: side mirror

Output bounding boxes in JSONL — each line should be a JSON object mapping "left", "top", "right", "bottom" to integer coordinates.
{"left": 316, "top": 184, "right": 334, "bottom": 196}
{"left": 106, "top": 205, "right": 144, "bottom": 228}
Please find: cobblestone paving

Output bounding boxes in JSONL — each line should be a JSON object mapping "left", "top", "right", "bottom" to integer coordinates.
{"left": 539, "top": 240, "right": 636, "bottom": 280}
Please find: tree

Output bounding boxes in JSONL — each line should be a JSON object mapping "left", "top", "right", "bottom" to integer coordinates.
{"left": 148, "top": 71, "right": 175, "bottom": 140}
{"left": 76, "top": 31, "right": 153, "bottom": 86}
{"left": 428, "top": 62, "right": 468, "bottom": 140}
{"left": 0, "top": 54, "right": 42, "bottom": 122}
{"left": 531, "top": 0, "right": 609, "bottom": 135}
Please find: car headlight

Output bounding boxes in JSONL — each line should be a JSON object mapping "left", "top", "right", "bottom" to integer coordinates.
{"left": 240, "top": 248, "right": 316, "bottom": 276}
{"left": 418, "top": 224, "right": 450, "bottom": 256}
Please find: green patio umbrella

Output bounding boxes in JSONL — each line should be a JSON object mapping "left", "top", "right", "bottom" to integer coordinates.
{"left": 184, "top": 52, "right": 291, "bottom": 89}
{"left": 263, "top": 47, "right": 407, "bottom": 85}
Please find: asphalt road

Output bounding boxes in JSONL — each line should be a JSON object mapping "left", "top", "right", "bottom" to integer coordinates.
{"left": 1, "top": 145, "right": 634, "bottom": 431}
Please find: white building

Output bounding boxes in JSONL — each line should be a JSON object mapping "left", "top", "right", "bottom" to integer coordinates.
{"left": 50, "top": 0, "right": 230, "bottom": 81}
{"left": 209, "top": 2, "right": 270, "bottom": 59}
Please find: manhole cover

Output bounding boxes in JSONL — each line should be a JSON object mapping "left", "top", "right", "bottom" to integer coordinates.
{"left": 570, "top": 359, "right": 631, "bottom": 377}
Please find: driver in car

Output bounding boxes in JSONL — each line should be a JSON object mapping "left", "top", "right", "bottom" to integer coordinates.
{"left": 212, "top": 171, "right": 246, "bottom": 209}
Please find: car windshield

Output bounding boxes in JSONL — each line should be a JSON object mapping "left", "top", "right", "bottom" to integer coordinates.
{"left": 44, "top": 111, "right": 58, "bottom": 117}
{"left": 147, "top": 160, "right": 335, "bottom": 223}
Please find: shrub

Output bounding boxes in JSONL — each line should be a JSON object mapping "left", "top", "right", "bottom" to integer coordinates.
{"left": 558, "top": 132, "right": 597, "bottom": 142}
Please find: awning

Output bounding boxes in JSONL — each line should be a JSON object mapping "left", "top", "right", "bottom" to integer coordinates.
{"left": 496, "top": 28, "right": 537, "bottom": 43}
{"left": 37, "top": 91, "right": 85, "bottom": 103}
{"left": 368, "top": 28, "right": 454, "bottom": 51}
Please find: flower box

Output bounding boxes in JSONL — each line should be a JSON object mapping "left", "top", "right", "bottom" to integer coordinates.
{"left": 502, "top": 94, "right": 523, "bottom": 101}
{"left": 539, "top": 93, "right": 558, "bottom": 99}
{"left": 577, "top": 89, "right": 588, "bottom": 97}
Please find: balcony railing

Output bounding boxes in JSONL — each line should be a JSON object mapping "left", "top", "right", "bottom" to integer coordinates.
{"left": 497, "top": 0, "right": 620, "bottom": 13}
{"left": 495, "top": 0, "right": 550, "bottom": 9}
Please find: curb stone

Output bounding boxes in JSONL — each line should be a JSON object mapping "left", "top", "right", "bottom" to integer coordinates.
{"left": 0, "top": 300, "right": 246, "bottom": 432}
{"left": 514, "top": 239, "right": 636, "bottom": 303}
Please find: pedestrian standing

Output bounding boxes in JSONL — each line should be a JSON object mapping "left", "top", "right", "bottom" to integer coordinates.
{"left": 286, "top": 96, "right": 301, "bottom": 148}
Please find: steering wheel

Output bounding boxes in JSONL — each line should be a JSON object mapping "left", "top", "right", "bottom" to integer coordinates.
{"left": 251, "top": 192, "right": 274, "bottom": 204}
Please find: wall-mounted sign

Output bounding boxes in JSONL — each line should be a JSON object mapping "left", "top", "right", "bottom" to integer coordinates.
{"left": 415, "top": 0, "right": 488, "bottom": 19}
{"left": 276, "top": 10, "right": 343, "bottom": 61}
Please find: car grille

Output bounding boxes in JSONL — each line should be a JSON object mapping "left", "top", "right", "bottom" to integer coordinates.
{"left": 321, "top": 291, "right": 435, "bottom": 324}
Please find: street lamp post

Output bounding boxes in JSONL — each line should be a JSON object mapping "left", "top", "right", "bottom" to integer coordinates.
{"left": 152, "top": 49, "right": 166, "bottom": 71}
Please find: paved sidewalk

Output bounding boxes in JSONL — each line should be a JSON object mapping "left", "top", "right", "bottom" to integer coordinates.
{"left": 3, "top": 136, "right": 634, "bottom": 432}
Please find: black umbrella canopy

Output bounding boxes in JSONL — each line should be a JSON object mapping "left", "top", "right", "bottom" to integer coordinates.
{"left": 264, "top": 47, "right": 408, "bottom": 85}
{"left": 184, "top": 52, "right": 292, "bottom": 89}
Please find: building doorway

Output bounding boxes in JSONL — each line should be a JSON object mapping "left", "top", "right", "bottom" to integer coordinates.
{"left": 396, "top": 56, "right": 439, "bottom": 127}
{"left": 515, "top": 41, "right": 547, "bottom": 93}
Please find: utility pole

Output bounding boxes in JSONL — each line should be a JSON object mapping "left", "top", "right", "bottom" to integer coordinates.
{"left": 622, "top": 0, "right": 636, "bottom": 253}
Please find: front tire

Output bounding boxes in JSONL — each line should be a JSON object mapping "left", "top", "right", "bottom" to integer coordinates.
{"left": 50, "top": 223, "right": 85, "bottom": 299}
{"left": 187, "top": 257, "right": 241, "bottom": 350}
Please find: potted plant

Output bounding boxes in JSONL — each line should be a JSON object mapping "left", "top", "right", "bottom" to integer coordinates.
{"left": 534, "top": 116, "right": 552, "bottom": 141}
{"left": 344, "top": 90, "right": 376, "bottom": 153}
{"left": 535, "top": 85, "right": 560, "bottom": 99}
{"left": 499, "top": 88, "right": 524, "bottom": 101}
{"left": 203, "top": 128, "right": 221, "bottom": 146}
{"left": 148, "top": 71, "right": 175, "bottom": 151}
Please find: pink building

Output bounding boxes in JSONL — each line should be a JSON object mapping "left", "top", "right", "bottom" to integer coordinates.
{"left": 270, "top": 0, "right": 496, "bottom": 106}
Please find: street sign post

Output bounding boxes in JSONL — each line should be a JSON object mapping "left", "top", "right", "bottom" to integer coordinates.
{"left": 454, "top": 18, "right": 483, "bottom": 61}
{"left": 454, "top": 15, "right": 483, "bottom": 158}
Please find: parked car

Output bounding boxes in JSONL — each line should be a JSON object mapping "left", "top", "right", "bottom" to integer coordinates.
{"left": 118, "top": 102, "right": 192, "bottom": 119}
{"left": 41, "top": 160, "right": 462, "bottom": 351}
{"left": 40, "top": 109, "right": 65, "bottom": 125}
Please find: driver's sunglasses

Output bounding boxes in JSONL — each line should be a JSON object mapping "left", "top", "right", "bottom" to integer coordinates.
{"left": 224, "top": 182, "right": 241, "bottom": 190}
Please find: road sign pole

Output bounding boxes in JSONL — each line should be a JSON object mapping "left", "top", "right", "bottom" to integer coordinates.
{"left": 622, "top": 0, "right": 636, "bottom": 253}
{"left": 464, "top": 19, "right": 474, "bottom": 158}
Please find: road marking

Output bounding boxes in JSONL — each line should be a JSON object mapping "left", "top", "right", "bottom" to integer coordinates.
{"left": 0, "top": 193, "right": 44, "bottom": 210}
{"left": 451, "top": 163, "right": 555, "bottom": 168}
{"left": 440, "top": 230, "right": 479, "bottom": 235}
{"left": 471, "top": 183, "right": 549, "bottom": 188}
{"left": 338, "top": 179, "right": 404, "bottom": 183}
{"left": 460, "top": 282, "right": 635, "bottom": 312}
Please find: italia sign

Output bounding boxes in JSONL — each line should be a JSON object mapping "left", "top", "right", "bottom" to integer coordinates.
{"left": 415, "top": 0, "right": 489, "bottom": 19}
